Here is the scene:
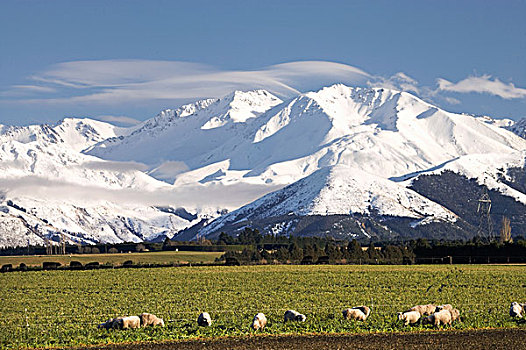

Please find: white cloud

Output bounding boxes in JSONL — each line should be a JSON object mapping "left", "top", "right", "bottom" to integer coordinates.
{"left": 367, "top": 72, "right": 421, "bottom": 94}
{"left": 0, "top": 175, "right": 281, "bottom": 209}
{"left": 12, "top": 85, "right": 57, "bottom": 93}
{"left": 0, "top": 85, "right": 57, "bottom": 97}
{"left": 95, "top": 115, "right": 141, "bottom": 125}
{"left": 148, "top": 161, "right": 190, "bottom": 182}
{"left": 437, "top": 75, "right": 526, "bottom": 99}
{"left": 4, "top": 60, "right": 524, "bottom": 119}
{"left": 443, "top": 96, "right": 461, "bottom": 105}
{"left": 8, "top": 60, "right": 370, "bottom": 105}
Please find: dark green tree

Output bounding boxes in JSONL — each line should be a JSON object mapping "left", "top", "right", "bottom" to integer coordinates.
{"left": 217, "top": 232, "right": 235, "bottom": 245}
{"left": 347, "top": 239, "right": 365, "bottom": 262}
{"left": 367, "top": 242, "right": 379, "bottom": 262}
{"left": 275, "top": 246, "right": 290, "bottom": 262}
{"left": 289, "top": 243, "right": 304, "bottom": 262}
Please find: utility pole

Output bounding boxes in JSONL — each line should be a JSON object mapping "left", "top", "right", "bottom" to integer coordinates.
{"left": 477, "top": 188, "right": 493, "bottom": 242}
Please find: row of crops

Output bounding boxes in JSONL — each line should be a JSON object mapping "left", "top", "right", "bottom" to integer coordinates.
{"left": 1, "top": 265, "right": 525, "bottom": 349}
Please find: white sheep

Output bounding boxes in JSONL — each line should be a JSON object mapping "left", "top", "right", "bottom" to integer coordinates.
{"left": 251, "top": 313, "right": 267, "bottom": 330}
{"left": 423, "top": 309, "right": 452, "bottom": 327}
{"left": 450, "top": 308, "right": 461, "bottom": 322}
{"left": 120, "top": 316, "right": 141, "bottom": 329}
{"left": 284, "top": 309, "right": 306, "bottom": 322}
{"left": 510, "top": 302, "right": 525, "bottom": 318}
{"left": 98, "top": 316, "right": 141, "bottom": 330}
{"left": 436, "top": 304, "right": 453, "bottom": 312}
{"left": 409, "top": 304, "right": 436, "bottom": 316}
{"left": 342, "top": 306, "right": 371, "bottom": 321}
{"left": 197, "top": 312, "right": 212, "bottom": 327}
{"left": 139, "top": 313, "right": 164, "bottom": 327}
{"left": 397, "top": 310, "right": 421, "bottom": 325}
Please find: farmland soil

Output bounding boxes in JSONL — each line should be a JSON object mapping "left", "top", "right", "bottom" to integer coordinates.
{"left": 86, "top": 328, "right": 526, "bottom": 350}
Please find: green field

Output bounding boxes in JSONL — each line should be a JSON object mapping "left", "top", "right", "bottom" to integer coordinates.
{"left": 1, "top": 265, "right": 525, "bottom": 349}
{"left": 0, "top": 251, "right": 223, "bottom": 267}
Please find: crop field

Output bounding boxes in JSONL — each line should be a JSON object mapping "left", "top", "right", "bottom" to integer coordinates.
{"left": 0, "top": 251, "right": 223, "bottom": 267}
{"left": 1, "top": 265, "right": 525, "bottom": 349}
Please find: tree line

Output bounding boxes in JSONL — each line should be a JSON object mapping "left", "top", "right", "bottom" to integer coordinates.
{"left": 215, "top": 228, "right": 526, "bottom": 265}
{"left": 2, "top": 227, "right": 526, "bottom": 265}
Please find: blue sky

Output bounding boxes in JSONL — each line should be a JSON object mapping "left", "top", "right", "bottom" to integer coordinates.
{"left": 1, "top": 0, "right": 525, "bottom": 125}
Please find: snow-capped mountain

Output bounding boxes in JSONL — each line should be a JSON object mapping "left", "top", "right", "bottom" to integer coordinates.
{"left": 88, "top": 90, "right": 283, "bottom": 182}
{"left": 183, "top": 151, "right": 526, "bottom": 241}
{"left": 0, "top": 118, "right": 201, "bottom": 248}
{"left": 2, "top": 84, "right": 526, "bottom": 247}
{"left": 190, "top": 165, "right": 460, "bottom": 240}
{"left": 0, "top": 117, "right": 130, "bottom": 153}
{"left": 89, "top": 85, "right": 526, "bottom": 186}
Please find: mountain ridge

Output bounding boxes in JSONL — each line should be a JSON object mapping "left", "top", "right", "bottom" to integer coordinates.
{"left": 1, "top": 84, "right": 526, "bottom": 247}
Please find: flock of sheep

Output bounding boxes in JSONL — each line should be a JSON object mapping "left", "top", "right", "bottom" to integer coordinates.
{"left": 98, "top": 313, "right": 164, "bottom": 329}
{"left": 397, "top": 304, "right": 460, "bottom": 326}
{"left": 99, "top": 302, "right": 525, "bottom": 331}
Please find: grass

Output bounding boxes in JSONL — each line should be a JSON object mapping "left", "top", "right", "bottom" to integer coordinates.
{"left": 0, "top": 264, "right": 525, "bottom": 349}
{"left": 0, "top": 250, "right": 223, "bottom": 267}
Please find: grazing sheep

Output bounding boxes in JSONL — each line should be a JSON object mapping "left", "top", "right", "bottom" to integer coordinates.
{"left": 354, "top": 306, "right": 371, "bottom": 318}
{"left": 98, "top": 318, "right": 118, "bottom": 330}
{"left": 510, "top": 302, "right": 525, "bottom": 318}
{"left": 139, "top": 313, "right": 164, "bottom": 327}
{"left": 118, "top": 316, "right": 141, "bottom": 329}
{"left": 284, "top": 309, "right": 306, "bottom": 322}
{"left": 423, "top": 310, "right": 452, "bottom": 327}
{"left": 98, "top": 316, "right": 140, "bottom": 330}
{"left": 409, "top": 304, "right": 436, "bottom": 316}
{"left": 450, "top": 308, "right": 461, "bottom": 322}
{"left": 342, "top": 306, "right": 371, "bottom": 321}
{"left": 436, "top": 304, "right": 453, "bottom": 312}
{"left": 197, "top": 312, "right": 212, "bottom": 327}
{"left": 397, "top": 310, "right": 421, "bottom": 325}
{"left": 251, "top": 313, "right": 267, "bottom": 330}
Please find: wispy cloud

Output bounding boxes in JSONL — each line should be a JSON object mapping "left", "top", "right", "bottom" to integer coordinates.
{"left": 0, "top": 85, "right": 57, "bottom": 97}
{"left": 3, "top": 60, "right": 525, "bottom": 119}
{"left": 148, "top": 161, "right": 190, "bottom": 182}
{"left": 95, "top": 115, "right": 141, "bottom": 125}
{"left": 437, "top": 75, "right": 526, "bottom": 99}
{"left": 443, "top": 96, "right": 461, "bottom": 105}
{"left": 12, "top": 85, "right": 57, "bottom": 93}
{"left": 5, "top": 60, "right": 370, "bottom": 105}
{"left": 369, "top": 72, "right": 526, "bottom": 108}
{"left": 368, "top": 72, "right": 421, "bottom": 95}
{"left": 0, "top": 175, "right": 281, "bottom": 209}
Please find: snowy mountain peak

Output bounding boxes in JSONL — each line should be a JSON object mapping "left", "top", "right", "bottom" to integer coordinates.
{"left": 201, "top": 89, "right": 282, "bottom": 129}
{"left": 52, "top": 117, "right": 128, "bottom": 152}
{"left": 134, "top": 98, "right": 218, "bottom": 135}
{"left": 159, "top": 98, "right": 219, "bottom": 120}
{"left": 307, "top": 84, "right": 402, "bottom": 105}
{"left": 0, "top": 117, "right": 124, "bottom": 153}
{"left": 223, "top": 89, "right": 281, "bottom": 105}
{"left": 0, "top": 123, "right": 59, "bottom": 145}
